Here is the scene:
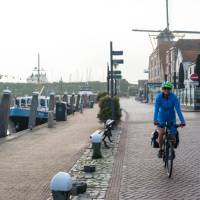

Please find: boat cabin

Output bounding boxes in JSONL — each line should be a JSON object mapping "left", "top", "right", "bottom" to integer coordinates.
{"left": 14, "top": 96, "right": 49, "bottom": 111}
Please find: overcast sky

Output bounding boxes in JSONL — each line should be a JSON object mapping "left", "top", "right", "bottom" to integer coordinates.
{"left": 0, "top": 0, "right": 200, "bottom": 83}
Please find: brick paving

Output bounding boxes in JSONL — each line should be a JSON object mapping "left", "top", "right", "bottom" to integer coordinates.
{"left": 0, "top": 106, "right": 101, "bottom": 200}
{"left": 106, "top": 98, "right": 200, "bottom": 200}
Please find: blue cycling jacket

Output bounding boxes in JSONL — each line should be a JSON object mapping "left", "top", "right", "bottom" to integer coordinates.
{"left": 154, "top": 92, "right": 185, "bottom": 124}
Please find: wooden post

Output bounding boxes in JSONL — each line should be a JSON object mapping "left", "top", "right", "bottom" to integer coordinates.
{"left": 48, "top": 92, "right": 55, "bottom": 128}
{"left": 0, "top": 89, "right": 11, "bottom": 137}
{"left": 28, "top": 92, "right": 39, "bottom": 130}
{"left": 63, "top": 92, "right": 68, "bottom": 104}
{"left": 49, "top": 92, "right": 55, "bottom": 111}
{"left": 75, "top": 94, "right": 80, "bottom": 111}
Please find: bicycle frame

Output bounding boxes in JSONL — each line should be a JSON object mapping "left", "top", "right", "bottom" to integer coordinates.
{"left": 160, "top": 123, "right": 180, "bottom": 178}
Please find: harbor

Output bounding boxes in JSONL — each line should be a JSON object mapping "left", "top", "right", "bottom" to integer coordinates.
{"left": 0, "top": 104, "right": 100, "bottom": 200}
{"left": 1, "top": 0, "right": 200, "bottom": 199}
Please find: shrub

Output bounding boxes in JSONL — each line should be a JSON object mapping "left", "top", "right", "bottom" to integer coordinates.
{"left": 96, "top": 92, "right": 108, "bottom": 102}
{"left": 97, "top": 95, "right": 121, "bottom": 123}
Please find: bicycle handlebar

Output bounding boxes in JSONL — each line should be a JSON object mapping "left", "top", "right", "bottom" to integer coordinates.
{"left": 159, "top": 124, "right": 182, "bottom": 128}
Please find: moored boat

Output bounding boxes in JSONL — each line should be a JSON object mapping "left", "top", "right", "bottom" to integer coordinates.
{"left": 9, "top": 96, "right": 49, "bottom": 132}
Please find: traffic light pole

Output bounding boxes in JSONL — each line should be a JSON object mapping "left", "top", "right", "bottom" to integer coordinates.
{"left": 110, "top": 41, "right": 114, "bottom": 119}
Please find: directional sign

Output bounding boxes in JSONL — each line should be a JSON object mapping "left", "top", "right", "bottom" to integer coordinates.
{"left": 113, "top": 75, "right": 122, "bottom": 79}
{"left": 113, "top": 59, "right": 124, "bottom": 65}
{"left": 109, "top": 75, "right": 122, "bottom": 79}
{"left": 109, "top": 70, "right": 122, "bottom": 75}
{"left": 112, "top": 51, "right": 123, "bottom": 56}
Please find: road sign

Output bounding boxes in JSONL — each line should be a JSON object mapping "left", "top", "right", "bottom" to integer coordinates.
{"left": 109, "top": 75, "right": 122, "bottom": 79}
{"left": 112, "top": 51, "right": 123, "bottom": 56}
{"left": 114, "top": 75, "right": 122, "bottom": 79}
{"left": 113, "top": 59, "right": 124, "bottom": 65}
{"left": 190, "top": 73, "right": 199, "bottom": 81}
{"left": 109, "top": 70, "right": 122, "bottom": 75}
{"left": 144, "top": 69, "right": 149, "bottom": 73}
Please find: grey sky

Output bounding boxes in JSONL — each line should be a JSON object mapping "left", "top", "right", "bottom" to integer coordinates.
{"left": 0, "top": 0, "right": 200, "bottom": 83}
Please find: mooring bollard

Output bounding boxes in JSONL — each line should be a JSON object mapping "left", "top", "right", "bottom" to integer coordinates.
{"left": 0, "top": 89, "right": 12, "bottom": 138}
{"left": 48, "top": 111, "right": 54, "bottom": 128}
{"left": 50, "top": 172, "right": 72, "bottom": 200}
{"left": 89, "top": 95, "right": 94, "bottom": 108}
{"left": 63, "top": 92, "right": 68, "bottom": 104}
{"left": 62, "top": 92, "right": 68, "bottom": 120}
{"left": 90, "top": 130, "right": 103, "bottom": 159}
{"left": 75, "top": 94, "right": 80, "bottom": 111}
{"left": 79, "top": 96, "right": 83, "bottom": 113}
{"left": 80, "top": 103, "right": 83, "bottom": 113}
{"left": 28, "top": 91, "right": 39, "bottom": 130}
{"left": 70, "top": 94, "right": 75, "bottom": 115}
{"left": 48, "top": 92, "right": 55, "bottom": 128}
{"left": 82, "top": 94, "right": 89, "bottom": 108}
{"left": 49, "top": 92, "right": 55, "bottom": 111}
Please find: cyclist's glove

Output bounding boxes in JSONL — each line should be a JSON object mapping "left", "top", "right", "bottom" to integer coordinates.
{"left": 154, "top": 121, "right": 159, "bottom": 126}
{"left": 180, "top": 122, "right": 186, "bottom": 127}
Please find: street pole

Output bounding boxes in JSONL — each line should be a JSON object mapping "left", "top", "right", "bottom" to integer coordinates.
{"left": 174, "top": 72, "right": 177, "bottom": 89}
{"left": 107, "top": 63, "right": 110, "bottom": 94}
{"left": 114, "top": 79, "right": 117, "bottom": 96}
{"left": 110, "top": 41, "right": 114, "bottom": 119}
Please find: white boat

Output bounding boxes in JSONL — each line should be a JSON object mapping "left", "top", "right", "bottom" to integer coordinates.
{"left": 9, "top": 96, "right": 49, "bottom": 132}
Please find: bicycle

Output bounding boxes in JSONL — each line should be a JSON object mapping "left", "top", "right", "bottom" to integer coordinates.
{"left": 160, "top": 123, "right": 181, "bottom": 178}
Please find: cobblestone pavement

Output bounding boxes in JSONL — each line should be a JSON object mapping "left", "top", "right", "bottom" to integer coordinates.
{"left": 0, "top": 106, "right": 101, "bottom": 200}
{"left": 46, "top": 126, "right": 121, "bottom": 200}
{"left": 106, "top": 98, "right": 200, "bottom": 200}
{"left": 69, "top": 127, "right": 121, "bottom": 200}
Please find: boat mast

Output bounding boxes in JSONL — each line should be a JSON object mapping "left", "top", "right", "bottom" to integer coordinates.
{"left": 37, "top": 53, "right": 40, "bottom": 84}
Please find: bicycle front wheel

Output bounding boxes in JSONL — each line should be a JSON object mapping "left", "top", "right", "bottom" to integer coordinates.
{"left": 165, "top": 141, "right": 174, "bottom": 178}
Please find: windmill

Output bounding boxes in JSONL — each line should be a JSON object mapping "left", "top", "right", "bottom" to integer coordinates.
{"left": 132, "top": 0, "right": 200, "bottom": 47}
{"left": 132, "top": 0, "right": 200, "bottom": 84}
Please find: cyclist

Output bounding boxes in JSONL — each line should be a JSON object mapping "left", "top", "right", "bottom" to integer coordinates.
{"left": 153, "top": 81, "right": 186, "bottom": 158}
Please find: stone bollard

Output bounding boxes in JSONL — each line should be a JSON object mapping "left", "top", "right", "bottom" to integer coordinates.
{"left": 70, "top": 94, "right": 75, "bottom": 115}
{"left": 49, "top": 92, "right": 55, "bottom": 111}
{"left": 80, "top": 103, "right": 83, "bottom": 113}
{"left": 48, "top": 92, "right": 55, "bottom": 128}
{"left": 75, "top": 94, "right": 80, "bottom": 111}
{"left": 0, "top": 89, "right": 12, "bottom": 138}
{"left": 28, "top": 92, "right": 39, "bottom": 130}
{"left": 50, "top": 172, "right": 72, "bottom": 200}
{"left": 82, "top": 95, "right": 88, "bottom": 108}
{"left": 48, "top": 111, "right": 54, "bottom": 128}
{"left": 89, "top": 95, "right": 95, "bottom": 108}
{"left": 63, "top": 92, "right": 68, "bottom": 104}
{"left": 62, "top": 92, "right": 68, "bottom": 120}
{"left": 79, "top": 96, "right": 83, "bottom": 113}
{"left": 90, "top": 130, "right": 103, "bottom": 159}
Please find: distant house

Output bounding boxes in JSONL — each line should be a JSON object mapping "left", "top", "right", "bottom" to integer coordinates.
{"left": 165, "top": 39, "right": 200, "bottom": 88}
{"left": 148, "top": 39, "right": 200, "bottom": 109}
{"left": 137, "top": 80, "right": 148, "bottom": 101}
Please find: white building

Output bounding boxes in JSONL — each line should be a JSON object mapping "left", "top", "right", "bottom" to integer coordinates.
{"left": 27, "top": 72, "right": 48, "bottom": 84}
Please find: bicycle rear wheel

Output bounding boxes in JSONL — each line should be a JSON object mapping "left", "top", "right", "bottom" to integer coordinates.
{"left": 164, "top": 141, "right": 174, "bottom": 178}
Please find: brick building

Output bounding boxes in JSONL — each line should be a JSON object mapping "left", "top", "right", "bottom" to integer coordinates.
{"left": 148, "top": 41, "right": 174, "bottom": 82}
{"left": 149, "top": 39, "right": 200, "bottom": 85}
